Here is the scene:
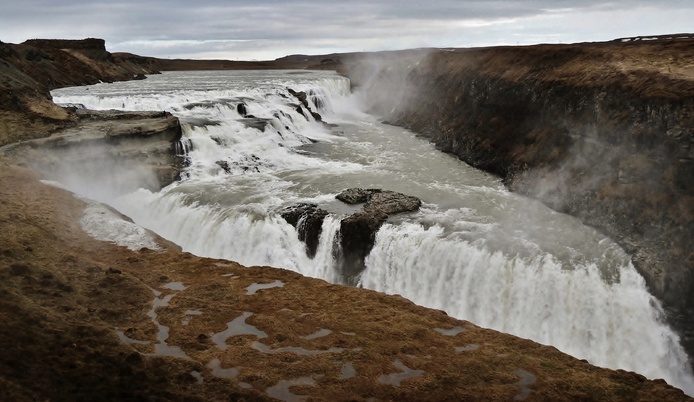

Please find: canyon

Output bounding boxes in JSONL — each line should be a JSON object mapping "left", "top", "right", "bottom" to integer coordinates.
{"left": 0, "top": 37, "right": 692, "bottom": 400}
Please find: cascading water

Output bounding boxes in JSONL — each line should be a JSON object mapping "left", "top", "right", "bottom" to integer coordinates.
{"left": 52, "top": 70, "right": 694, "bottom": 394}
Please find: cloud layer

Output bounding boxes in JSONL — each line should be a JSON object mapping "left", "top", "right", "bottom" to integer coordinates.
{"left": 2, "top": 1, "right": 693, "bottom": 60}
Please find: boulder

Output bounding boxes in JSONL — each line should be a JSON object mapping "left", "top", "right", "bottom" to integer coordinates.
{"left": 237, "top": 102, "right": 249, "bottom": 117}
{"left": 280, "top": 203, "right": 329, "bottom": 258}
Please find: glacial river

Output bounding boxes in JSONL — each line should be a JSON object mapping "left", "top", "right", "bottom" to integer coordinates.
{"left": 52, "top": 70, "right": 694, "bottom": 394}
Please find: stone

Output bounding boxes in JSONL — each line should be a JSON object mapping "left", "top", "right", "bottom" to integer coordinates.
{"left": 335, "top": 188, "right": 421, "bottom": 281}
{"left": 280, "top": 204, "right": 329, "bottom": 258}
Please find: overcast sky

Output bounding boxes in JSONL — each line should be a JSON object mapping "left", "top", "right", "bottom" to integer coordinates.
{"left": 1, "top": 1, "right": 692, "bottom": 60}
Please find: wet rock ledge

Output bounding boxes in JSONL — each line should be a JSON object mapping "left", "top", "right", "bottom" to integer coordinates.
{"left": 1, "top": 109, "right": 186, "bottom": 191}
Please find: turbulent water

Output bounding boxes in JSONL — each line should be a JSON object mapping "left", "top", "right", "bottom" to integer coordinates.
{"left": 52, "top": 70, "right": 694, "bottom": 394}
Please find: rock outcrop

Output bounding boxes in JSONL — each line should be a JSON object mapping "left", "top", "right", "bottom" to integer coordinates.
{"left": 279, "top": 189, "right": 422, "bottom": 280}
{"left": 1, "top": 109, "right": 185, "bottom": 192}
{"left": 280, "top": 203, "right": 329, "bottom": 257}
{"left": 288, "top": 87, "right": 323, "bottom": 121}
{"left": 336, "top": 188, "right": 422, "bottom": 280}
{"left": 0, "top": 38, "right": 161, "bottom": 147}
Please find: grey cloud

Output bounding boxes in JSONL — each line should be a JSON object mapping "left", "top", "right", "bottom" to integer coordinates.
{"left": 1, "top": 1, "right": 693, "bottom": 59}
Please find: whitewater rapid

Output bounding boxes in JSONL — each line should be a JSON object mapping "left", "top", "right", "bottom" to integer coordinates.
{"left": 52, "top": 70, "right": 694, "bottom": 394}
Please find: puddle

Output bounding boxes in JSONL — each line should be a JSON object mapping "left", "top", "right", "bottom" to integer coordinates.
{"left": 115, "top": 330, "right": 150, "bottom": 346}
{"left": 514, "top": 368, "right": 536, "bottom": 401}
{"left": 301, "top": 329, "right": 332, "bottom": 340}
{"left": 207, "top": 358, "right": 240, "bottom": 379}
{"left": 211, "top": 312, "right": 268, "bottom": 350}
{"left": 340, "top": 362, "right": 357, "bottom": 379}
{"left": 455, "top": 344, "right": 480, "bottom": 352}
{"left": 251, "top": 341, "right": 345, "bottom": 356}
{"left": 340, "top": 332, "right": 356, "bottom": 336}
{"left": 153, "top": 323, "right": 191, "bottom": 360}
{"left": 145, "top": 289, "right": 191, "bottom": 360}
{"left": 434, "top": 326, "right": 464, "bottom": 336}
{"left": 246, "top": 280, "right": 285, "bottom": 295}
{"left": 266, "top": 377, "right": 316, "bottom": 402}
{"left": 190, "top": 371, "right": 204, "bottom": 384}
{"left": 162, "top": 281, "right": 186, "bottom": 291}
{"left": 378, "top": 359, "right": 425, "bottom": 387}
{"left": 221, "top": 273, "right": 240, "bottom": 278}
{"left": 148, "top": 294, "right": 175, "bottom": 315}
{"left": 182, "top": 310, "right": 203, "bottom": 325}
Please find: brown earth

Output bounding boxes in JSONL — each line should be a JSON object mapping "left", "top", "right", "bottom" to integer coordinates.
{"left": 1, "top": 37, "right": 693, "bottom": 399}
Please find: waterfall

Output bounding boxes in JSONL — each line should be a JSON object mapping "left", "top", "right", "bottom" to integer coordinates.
{"left": 51, "top": 70, "right": 694, "bottom": 395}
{"left": 360, "top": 222, "right": 694, "bottom": 390}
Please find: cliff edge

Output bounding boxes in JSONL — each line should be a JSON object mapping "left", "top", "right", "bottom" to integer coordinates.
{"left": 333, "top": 37, "right": 694, "bottom": 358}
{"left": 0, "top": 38, "right": 160, "bottom": 147}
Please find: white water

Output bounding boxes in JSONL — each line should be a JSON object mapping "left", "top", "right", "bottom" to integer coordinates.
{"left": 52, "top": 70, "right": 694, "bottom": 394}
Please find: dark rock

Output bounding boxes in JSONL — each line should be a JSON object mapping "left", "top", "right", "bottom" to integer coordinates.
{"left": 240, "top": 117, "right": 269, "bottom": 131}
{"left": 280, "top": 204, "right": 329, "bottom": 258}
{"left": 336, "top": 188, "right": 380, "bottom": 204}
{"left": 288, "top": 88, "right": 323, "bottom": 122}
{"left": 287, "top": 88, "right": 307, "bottom": 104}
{"left": 335, "top": 188, "right": 421, "bottom": 281}
{"left": 338, "top": 210, "right": 389, "bottom": 280}
{"left": 310, "top": 111, "right": 323, "bottom": 122}
{"left": 237, "top": 103, "right": 249, "bottom": 117}
{"left": 133, "top": 73, "right": 146, "bottom": 80}
{"left": 216, "top": 160, "right": 231, "bottom": 173}
{"left": 336, "top": 188, "right": 422, "bottom": 214}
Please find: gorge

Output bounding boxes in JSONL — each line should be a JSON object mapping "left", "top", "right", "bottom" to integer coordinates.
{"left": 0, "top": 37, "right": 693, "bottom": 401}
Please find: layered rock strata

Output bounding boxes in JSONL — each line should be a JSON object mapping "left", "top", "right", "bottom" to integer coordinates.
{"left": 1, "top": 109, "right": 185, "bottom": 192}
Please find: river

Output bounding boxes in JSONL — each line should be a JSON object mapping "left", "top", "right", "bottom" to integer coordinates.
{"left": 52, "top": 70, "right": 694, "bottom": 394}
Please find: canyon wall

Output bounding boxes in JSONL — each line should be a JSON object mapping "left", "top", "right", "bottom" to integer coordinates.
{"left": 337, "top": 39, "right": 694, "bottom": 347}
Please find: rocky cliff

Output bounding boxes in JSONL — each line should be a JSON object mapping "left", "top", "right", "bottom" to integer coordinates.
{"left": 332, "top": 38, "right": 694, "bottom": 357}
{"left": 0, "top": 38, "right": 161, "bottom": 147}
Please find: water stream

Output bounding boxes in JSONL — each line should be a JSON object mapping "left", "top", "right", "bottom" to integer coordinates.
{"left": 52, "top": 70, "right": 694, "bottom": 394}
